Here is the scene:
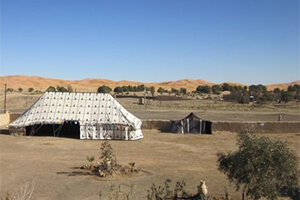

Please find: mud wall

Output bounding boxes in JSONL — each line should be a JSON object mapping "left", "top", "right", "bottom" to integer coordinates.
{"left": 0, "top": 113, "right": 10, "bottom": 126}
{"left": 142, "top": 120, "right": 171, "bottom": 132}
{"left": 0, "top": 113, "right": 21, "bottom": 127}
{"left": 142, "top": 120, "right": 300, "bottom": 133}
{"left": 212, "top": 122, "right": 300, "bottom": 133}
{"left": 10, "top": 113, "right": 21, "bottom": 122}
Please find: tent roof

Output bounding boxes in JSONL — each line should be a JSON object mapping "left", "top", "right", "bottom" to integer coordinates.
{"left": 185, "top": 112, "right": 201, "bottom": 120}
{"left": 171, "top": 112, "right": 208, "bottom": 123}
{"left": 9, "top": 92, "right": 142, "bottom": 129}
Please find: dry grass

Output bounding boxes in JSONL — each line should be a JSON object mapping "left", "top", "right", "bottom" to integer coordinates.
{"left": 2, "top": 179, "right": 36, "bottom": 200}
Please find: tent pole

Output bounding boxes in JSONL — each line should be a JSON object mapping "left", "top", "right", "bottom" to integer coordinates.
{"left": 187, "top": 118, "right": 189, "bottom": 133}
{"left": 199, "top": 119, "right": 202, "bottom": 134}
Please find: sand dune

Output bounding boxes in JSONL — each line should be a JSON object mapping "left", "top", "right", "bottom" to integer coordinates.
{"left": 0, "top": 75, "right": 298, "bottom": 92}
{"left": 267, "top": 81, "right": 300, "bottom": 91}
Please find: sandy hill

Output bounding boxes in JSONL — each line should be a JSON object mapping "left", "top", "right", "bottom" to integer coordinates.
{"left": 0, "top": 75, "right": 298, "bottom": 92}
{"left": 267, "top": 81, "right": 300, "bottom": 91}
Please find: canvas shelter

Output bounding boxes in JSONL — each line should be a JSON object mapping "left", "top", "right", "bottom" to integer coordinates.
{"left": 170, "top": 113, "right": 212, "bottom": 134}
{"left": 9, "top": 92, "right": 143, "bottom": 140}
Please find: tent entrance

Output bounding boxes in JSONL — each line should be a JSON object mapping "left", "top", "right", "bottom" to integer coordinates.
{"left": 25, "top": 121, "right": 80, "bottom": 139}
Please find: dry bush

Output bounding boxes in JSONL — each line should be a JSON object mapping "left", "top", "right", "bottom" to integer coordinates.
{"left": 2, "top": 179, "right": 36, "bottom": 200}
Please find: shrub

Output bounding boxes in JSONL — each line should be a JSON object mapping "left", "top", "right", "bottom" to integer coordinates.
{"left": 212, "top": 85, "right": 221, "bottom": 94}
{"left": 196, "top": 86, "right": 211, "bottom": 94}
{"left": 100, "top": 141, "right": 117, "bottom": 170}
{"left": 157, "top": 87, "right": 167, "bottom": 95}
{"left": 121, "top": 86, "right": 129, "bottom": 92}
{"left": 221, "top": 83, "right": 233, "bottom": 91}
{"left": 258, "top": 91, "right": 274, "bottom": 103}
{"left": 180, "top": 87, "right": 187, "bottom": 95}
{"left": 114, "top": 86, "right": 123, "bottom": 93}
{"left": 46, "top": 86, "right": 56, "bottom": 92}
{"left": 3, "top": 179, "right": 36, "bottom": 200}
{"left": 56, "top": 86, "right": 68, "bottom": 92}
{"left": 86, "top": 155, "right": 94, "bottom": 167}
{"left": 287, "top": 84, "right": 300, "bottom": 93}
{"left": 171, "top": 88, "right": 180, "bottom": 95}
{"left": 147, "top": 179, "right": 216, "bottom": 200}
{"left": 218, "top": 131, "right": 298, "bottom": 200}
{"left": 6, "top": 88, "right": 14, "bottom": 92}
{"left": 150, "top": 86, "right": 155, "bottom": 96}
{"left": 97, "top": 85, "right": 112, "bottom": 94}
{"left": 97, "top": 184, "right": 134, "bottom": 200}
{"left": 67, "top": 85, "right": 73, "bottom": 92}
{"left": 281, "top": 91, "right": 293, "bottom": 102}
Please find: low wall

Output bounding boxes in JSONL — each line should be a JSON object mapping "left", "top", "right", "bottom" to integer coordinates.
{"left": 142, "top": 120, "right": 171, "bottom": 132}
{"left": 142, "top": 120, "right": 300, "bottom": 133}
{"left": 0, "top": 113, "right": 21, "bottom": 127}
{"left": 10, "top": 113, "right": 21, "bottom": 122}
{"left": 0, "top": 113, "right": 10, "bottom": 126}
{"left": 212, "top": 121, "right": 300, "bottom": 133}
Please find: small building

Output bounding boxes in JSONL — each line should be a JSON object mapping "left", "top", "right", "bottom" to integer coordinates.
{"left": 9, "top": 92, "right": 143, "bottom": 140}
{"left": 170, "top": 113, "right": 212, "bottom": 134}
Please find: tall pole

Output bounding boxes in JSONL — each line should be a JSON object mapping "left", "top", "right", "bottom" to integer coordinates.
{"left": 144, "top": 88, "right": 146, "bottom": 107}
{"left": 4, "top": 83, "right": 7, "bottom": 113}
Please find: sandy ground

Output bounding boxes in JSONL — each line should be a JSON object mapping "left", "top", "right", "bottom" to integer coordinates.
{"left": 1, "top": 130, "right": 299, "bottom": 200}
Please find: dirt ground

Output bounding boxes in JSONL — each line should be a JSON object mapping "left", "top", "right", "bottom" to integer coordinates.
{"left": 1, "top": 130, "right": 299, "bottom": 200}
{"left": 0, "top": 93, "right": 299, "bottom": 199}
{"left": 1, "top": 94, "right": 300, "bottom": 122}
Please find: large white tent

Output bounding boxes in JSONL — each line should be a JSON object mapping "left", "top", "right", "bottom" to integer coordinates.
{"left": 9, "top": 92, "right": 143, "bottom": 140}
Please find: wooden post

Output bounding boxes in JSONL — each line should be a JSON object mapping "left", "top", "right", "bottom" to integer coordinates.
{"left": 4, "top": 83, "right": 7, "bottom": 113}
{"left": 144, "top": 88, "right": 146, "bottom": 107}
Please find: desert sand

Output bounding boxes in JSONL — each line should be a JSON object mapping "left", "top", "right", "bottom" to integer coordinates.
{"left": 1, "top": 75, "right": 299, "bottom": 92}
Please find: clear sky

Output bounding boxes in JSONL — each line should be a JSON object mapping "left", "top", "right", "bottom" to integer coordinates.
{"left": 1, "top": 0, "right": 299, "bottom": 84}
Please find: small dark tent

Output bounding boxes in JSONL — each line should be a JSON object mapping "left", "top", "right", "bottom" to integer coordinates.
{"left": 171, "top": 113, "right": 212, "bottom": 134}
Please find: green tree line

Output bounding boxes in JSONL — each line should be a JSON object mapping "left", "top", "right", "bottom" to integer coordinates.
{"left": 195, "top": 83, "right": 300, "bottom": 103}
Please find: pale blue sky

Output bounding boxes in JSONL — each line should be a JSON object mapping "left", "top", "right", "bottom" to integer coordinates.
{"left": 1, "top": 0, "right": 299, "bottom": 84}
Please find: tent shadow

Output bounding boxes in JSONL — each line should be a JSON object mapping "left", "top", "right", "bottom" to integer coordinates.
{"left": 0, "top": 129, "right": 9, "bottom": 135}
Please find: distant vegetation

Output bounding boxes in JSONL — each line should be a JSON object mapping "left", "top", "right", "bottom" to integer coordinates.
{"left": 28, "top": 88, "right": 34, "bottom": 93}
{"left": 5, "top": 88, "right": 14, "bottom": 92}
{"left": 157, "top": 87, "right": 169, "bottom": 94}
{"left": 10, "top": 82, "right": 298, "bottom": 104}
{"left": 99, "top": 83, "right": 300, "bottom": 104}
{"left": 113, "top": 85, "right": 147, "bottom": 94}
{"left": 46, "top": 85, "right": 74, "bottom": 93}
{"left": 6, "top": 87, "right": 41, "bottom": 94}
{"left": 194, "top": 83, "right": 300, "bottom": 104}
{"left": 97, "top": 85, "right": 112, "bottom": 93}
